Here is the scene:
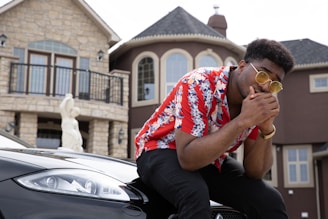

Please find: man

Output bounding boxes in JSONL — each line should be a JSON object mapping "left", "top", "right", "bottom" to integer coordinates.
{"left": 135, "top": 39, "right": 295, "bottom": 219}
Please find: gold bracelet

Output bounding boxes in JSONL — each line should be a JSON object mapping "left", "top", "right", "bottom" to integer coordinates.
{"left": 259, "top": 125, "right": 276, "bottom": 140}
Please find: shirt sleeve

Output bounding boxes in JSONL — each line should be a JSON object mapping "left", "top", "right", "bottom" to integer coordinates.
{"left": 248, "top": 126, "right": 259, "bottom": 140}
{"left": 174, "top": 75, "right": 212, "bottom": 137}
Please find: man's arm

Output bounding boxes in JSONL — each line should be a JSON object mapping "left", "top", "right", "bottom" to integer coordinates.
{"left": 243, "top": 135, "right": 274, "bottom": 179}
{"left": 175, "top": 117, "right": 249, "bottom": 171}
{"left": 176, "top": 87, "right": 279, "bottom": 172}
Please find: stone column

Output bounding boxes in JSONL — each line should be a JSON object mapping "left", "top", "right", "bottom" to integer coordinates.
{"left": 108, "top": 121, "right": 127, "bottom": 158}
{"left": 19, "top": 113, "right": 38, "bottom": 146}
{"left": 0, "top": 54, "right": 18, "bottom": 95}
{"left": 87, "top": 119, "right": 109, "bottom": 155}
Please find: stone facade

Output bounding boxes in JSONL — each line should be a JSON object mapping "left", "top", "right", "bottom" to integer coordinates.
{"left": 0, "top": 0, "right": 129, "bottom": 158}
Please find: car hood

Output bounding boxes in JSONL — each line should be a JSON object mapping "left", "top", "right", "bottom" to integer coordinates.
{"left": 0, "top": 148, "right": 138, "bottom": 183}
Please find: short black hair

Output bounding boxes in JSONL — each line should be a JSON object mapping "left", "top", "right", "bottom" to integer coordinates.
{"left": 244, "top": 39, "right": 295, "bottom": 74}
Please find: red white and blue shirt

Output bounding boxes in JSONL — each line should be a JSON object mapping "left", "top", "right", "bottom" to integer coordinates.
{"left": 135, "top": 66, "right": 258, "bottom": 170}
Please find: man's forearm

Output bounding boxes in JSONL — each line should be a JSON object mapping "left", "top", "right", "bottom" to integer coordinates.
{"left": 243, "top": 138, "right": 273, "bottom": 179}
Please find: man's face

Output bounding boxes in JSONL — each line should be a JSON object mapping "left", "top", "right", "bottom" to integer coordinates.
{"left": 238, "top": 59, "right": 285, "bottom": 98}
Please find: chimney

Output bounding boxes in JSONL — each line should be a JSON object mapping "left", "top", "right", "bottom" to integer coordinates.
{"left": 207, "top": 5, "right": 227, "bottom": 37}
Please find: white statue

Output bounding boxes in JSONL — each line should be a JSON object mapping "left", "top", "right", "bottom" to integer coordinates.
{"left": 59, "top": 93, "right": 83, "bottom": 152}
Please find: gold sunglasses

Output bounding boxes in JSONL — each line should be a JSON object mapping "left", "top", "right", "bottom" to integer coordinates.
{"left": 250, "top": 63, "right": 283, "bottom": 93}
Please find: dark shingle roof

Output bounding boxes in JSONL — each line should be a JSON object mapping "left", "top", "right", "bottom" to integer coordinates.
{"left": 281, "top": 39, "right": 328, "bottom": 65}
{"left": 132, "top": 6, "right": 225, "bottom": 39}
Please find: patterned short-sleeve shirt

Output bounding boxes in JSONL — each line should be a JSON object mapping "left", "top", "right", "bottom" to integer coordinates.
{"left": 135, "top": 66, "right": 258, "bottom": 170}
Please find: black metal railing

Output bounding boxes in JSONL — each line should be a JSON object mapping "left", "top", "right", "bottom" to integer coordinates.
{"left": 8, "top": 63, "right": 123, "bottom": 105}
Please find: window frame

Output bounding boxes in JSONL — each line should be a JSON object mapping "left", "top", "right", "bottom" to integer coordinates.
{"left": 234, "top": 144, "right": 278, "bottom": 187}
{"left": 224, "top": 56, "right": 238, "bottom": 66}
{"left": 309, "top": 73, "right": 328, "bottom": 93}
{"left": 195, "top": 49, "right": 223, "bottom": 68}
{"left": 132, "top": 52, "right": 159, "bottom": 107}
{"left": 283, "top": 145, "right": 314, "bottom": 188}
{"left": 160, "top": 49, "right": 193, "bottom": 101}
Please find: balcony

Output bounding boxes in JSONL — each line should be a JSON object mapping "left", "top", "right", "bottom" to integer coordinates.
{"left": 8, "top": 63, "right": 123, "bottom": 105}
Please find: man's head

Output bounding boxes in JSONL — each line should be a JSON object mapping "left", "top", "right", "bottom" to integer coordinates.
{"left": 244, "top": 39, "right": 295, "bottom": 74}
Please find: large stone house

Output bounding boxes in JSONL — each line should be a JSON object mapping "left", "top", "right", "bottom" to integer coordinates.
{"left": 110, "top": 6, "right": 328, "bottom": 219}
{"left": 0, "top": 0, "right": 129, "bottom": 158}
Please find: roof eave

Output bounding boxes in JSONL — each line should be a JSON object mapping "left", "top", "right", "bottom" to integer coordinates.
{"left": 110, "top": 34, "right": 246, "bottom": 57}
{"left": 0, "top": 0, "right": 24, "bottom": 14}
{"left": 294, "top": 62, "right": 328, "bottom": 70}
{"left": 313, "top": 150, "right": 328, "bottom": 159}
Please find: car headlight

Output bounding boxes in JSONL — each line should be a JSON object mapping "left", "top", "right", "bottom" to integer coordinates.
{"left": 15, "top": 169, "right": 130, "bottom": 201}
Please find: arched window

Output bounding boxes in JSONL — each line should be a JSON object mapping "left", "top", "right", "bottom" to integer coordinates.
{"left": 195, "top": 49, "right": 222, "bottom": 68}
{"left": 166, "top": 53, "right": 188, "bottom": 95}
{"left": 132, "top": 52, "right": 159, "bottom": 107}
{"left": 198, "top": 55, "right": 218, "bottom": 67}
{"left": 225, "top": 56, "right": 238, "bottom": 66}
{"left": 138, "top": 57, "right": 155, "bottom": 101}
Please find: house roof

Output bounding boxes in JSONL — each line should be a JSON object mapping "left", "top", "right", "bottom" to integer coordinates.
{"left": 0, "top": 0, "right": 121, "bottom": 47}
{"left": 281, "top": 38, "right": 328, "bottom": 66}
{"left": 133, "top": 6, "right": 225, "bottom": 39}
{"left": 111, "top": 6, "right": 245, "bottom": 57}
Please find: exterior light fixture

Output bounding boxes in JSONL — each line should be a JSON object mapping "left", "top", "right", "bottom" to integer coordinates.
{"left": 97, "top": 50, "right": 104, "bottom": 61}
{"left": 0, "top": 34, "right": 7, "bottom": 47}
{"left": 118, "top": 128, "right": 124, "bottom": 144}
{"left": 5, "top": 121, "right": 15, "bottom": 132}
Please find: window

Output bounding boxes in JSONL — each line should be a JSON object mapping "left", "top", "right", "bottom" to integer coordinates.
{"left": 309, "top": 73, "right": 328, "bottom": 92}
{"left": 28, "top": 52, "right": 49, "bottom": 95}
{"left": 195, "top": 49, "right": 222, "bottom": 68}
{"left": 166, "top": 53, "right": 187, "bottom": 95}
{"left": 161, "top": 49, "right": 193, "bottom": 100}
{"left": 233, "top": 144, "right": 278, "bottom": 187}
{"left": 224, "top": 57, "right": 238, "bottom": 66}
{"left": 24, "top": 41, "right": 77, "bottom": 96}
{"left": 36, "top": 129, "right": 61, "bottom": 149}
{"left": 29, "top": 40, "right": 77, "bottom": 55}
{"left": 198, "top": 55, "right": 217, "bottom": 67}
{"left": 55, "top": 56, "right": 75, "bottom": 96}
{"left": 132, "top": 52, "right": 159, "bottom": 107}
{"left": 78, "top": 57, "right": 90, "bottom": 99}
{"left": 138, "top": 58, "right": 155, "bottom": 101}
{"left": 263, "top": 146, "right": 278, "bottom": 187}
{"left": 283, "top": 145, "right": 314, "bottom": 188}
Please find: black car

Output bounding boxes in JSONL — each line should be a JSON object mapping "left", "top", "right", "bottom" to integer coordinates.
{"left": 0, "top": 130, "right": 246, "bottom": 219}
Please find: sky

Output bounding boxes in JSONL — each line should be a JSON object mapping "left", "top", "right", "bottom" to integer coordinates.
{"left": 1, "top": 0, "right": 327, "bottom": 50}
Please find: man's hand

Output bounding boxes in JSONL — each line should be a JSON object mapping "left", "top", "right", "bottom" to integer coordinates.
{"left": 239, "top": 86, "right": 279, "bottom": 130}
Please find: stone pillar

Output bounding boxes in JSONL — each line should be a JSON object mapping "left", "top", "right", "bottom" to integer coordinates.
{"left": 0, "top": 54, "right": 19, "bottom": 95}
{"left": 108, "top": 121, "right": 127, "bottom": 158}
{"left": 19, "top": 113, "right": 38, "bottom": 146}
{"left": 87, "top": 119, "right": 109, "bottom": 155}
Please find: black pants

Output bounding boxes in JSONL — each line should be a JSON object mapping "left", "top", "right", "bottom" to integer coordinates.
{"left": 136, "top": 149, "right": 288, "bottom": 219}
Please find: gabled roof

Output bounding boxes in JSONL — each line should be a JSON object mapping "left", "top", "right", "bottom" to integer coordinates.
{"left": 0, "top": 0, "right": 120, "bottom": 47}
{"left": 281, "top": 39, "right": 328, "bottom": 66}
{"left": 133, "top": 6, "right": 225, "bottom": 39}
